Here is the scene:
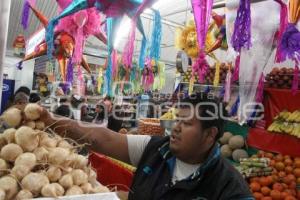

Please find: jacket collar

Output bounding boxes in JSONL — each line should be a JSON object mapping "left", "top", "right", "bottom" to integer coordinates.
{"left": 158, "top": 137, "right": 221, "bottom": 181}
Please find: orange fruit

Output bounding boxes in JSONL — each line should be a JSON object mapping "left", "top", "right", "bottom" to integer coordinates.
{"left": 270, "top": 190, "right": 282, "bottom": 200}
{"left": 282, "top": 183, "right": 288, "bottom": 189}
{"left": 250, "top": 182, "right": 261, "bottom": 192}
{"left": 284, "top": 195, "right": 296, "bottom": 200}
{"left": 273, "top": 183, "right": 284, "bottom": 192}
{"left": 288, "top": 181, "right": 296, "bottom": 190}
{"left": 258, "top": 150, "right": 265, "bottom": 158}
{"left": 297, "top": 190, "right": 300, "bottom": 199}
{"left": 281, "top": 191, "right": 289, "bottom": 199}
{"left": 285, "top": 166, "right": 293, "bottom": 174}
{"left": 270, "top": 159, "right": 276, "bottom": 167}
{"left": 261, "top": 197, "right": 272, "bottom": 200}
{"left": 253, "top": 192, "right": 264, "bottom": 199}
{"left": 296, "top": 177, "right": 300, "bottom": 184}
{"left": 265, "top": 152, "right": 274, "bottom": 159}
{"left": 272, "top": 175, "right": 279, "bottom": 182}
{"left": 293, "top": 168, "right": 300, "bottom": 177}
{"left": 284, "top": 158, "right": 293, "bottom": 166}
{"left": 284, "top": 155, "right": 291, "bottom": 160}
{"left": 275, "top": 162, "right": 285, "bottom": 171}
{"left": 260, "top": 177, "right": 271, "bottom": 187}
{"left": 278, "top": 171, "right": 286, "bottom": 178}
{"left": 275, "top": 154, "right": 284, "bottom": 162}
{"left": 294, "top": 160, "right": 300, "bottom": 168}
{"left": 286, "top": 174, "right": 296, "bottom": 181}
{"left": 250, "top": 177, "right": 260, "bottom": 183}
{"left": 261, "top": 186, "right": 271, "bottom": 196}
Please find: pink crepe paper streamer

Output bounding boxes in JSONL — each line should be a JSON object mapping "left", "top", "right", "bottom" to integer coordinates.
{"left": 292, "top": 62, "right": 299, "bottom": 95}
{"left": 56, "top": 0, "right": 73, "bottom": 13}
{"left": 191, "top": 0, "right": 213, "bottom": 82}
{"left": 232, "top": 55, "right": 240, "bottom": 82}
{"left": 274, "top": 0, "right": 288, "bottom": 63}
{"left": 192, "top": 52, "right": 209, "bottom": 83}
{"left": 112, "top": 50, "right": 118, "bottom": 79}
{"left": 255, "top": 73, "right": 265, "bottom": 103}
{"left": 122, "top": 19, "right": 137, "bottom": 68}
{"left": 224, "top": 70, "right": 232, "bottom": 102}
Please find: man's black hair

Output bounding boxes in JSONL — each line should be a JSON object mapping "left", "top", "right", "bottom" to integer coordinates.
{"left": 15, "top": 86, "right": 30, "bottom": 96}
{"left": 180, "top": 92, "right": 227, "bottom": 141}
{"left": 55, "top": 105, "right": 73, "bottom": 119}
{"left": 29, "top": 93, "right": 41, "bottom": 103}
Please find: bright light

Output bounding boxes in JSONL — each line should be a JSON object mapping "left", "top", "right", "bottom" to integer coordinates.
{"left": 113, "top": 16, "right": 131, "bottom": 49}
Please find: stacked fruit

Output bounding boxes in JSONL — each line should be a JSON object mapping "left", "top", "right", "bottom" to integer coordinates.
{"left": 205, "top": 63, "right": 235, "bottom": 85}
{"left": 247, "top": 151, "right": 300, "bottom": 200}
{"left": 181, "top": 63, "right": 237, "bottom": 85}
{"left": 219, "top": 132, "right": 249, "bottom": 162}
{"left": 160, "top": 108, "right": 177, "bottom": 120}
{"left": 265, "top": 67, "right": 300, "bottom": 89}
{"left": 267, "top": 110, "right": 300, "bottom": 138}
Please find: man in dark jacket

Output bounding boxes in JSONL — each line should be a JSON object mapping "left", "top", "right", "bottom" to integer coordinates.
{"left": 41, "top": 92, "right": 253, "bottom": 200}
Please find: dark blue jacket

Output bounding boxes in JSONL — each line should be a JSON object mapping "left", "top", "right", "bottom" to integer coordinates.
{"left": 129, "top": 136, "right": 254, "bottom": 200}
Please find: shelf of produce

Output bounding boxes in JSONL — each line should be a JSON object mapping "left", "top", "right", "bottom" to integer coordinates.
{"left": 247, "top": 128, "right": 300, "bottom": 157}
{"left": 263, "top": 88, "right": 300, "bottom": 127}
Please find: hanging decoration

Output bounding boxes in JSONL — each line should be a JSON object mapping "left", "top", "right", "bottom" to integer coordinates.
{"left": 224, "top": 66, "right": 232, "bottom": 102}
{"left": 274, "top": 0, "right": 288, "bottom": 63}
{"left": 213, "top": 61, "right": 221, "bottom": 87}
{"left": 278, "top": 0, "right": 300, "bottom": 94}
{"left": 20, "top": 0, "right": 103, "bottom": 82}
{"left": 231, "top": 0, "right": 252, "bottom": 52}
{"left": 105, "top": 17, "right": 114, "bottom": 96}
{"left": 149, "top": 10, "right": 162, "bottom": 62}
{"left": 122, "top": 19, "right": 137, "bottom": 68}
{"left": 191, "top": 0, "right": 213, "bottom": 83}
{"left": 233, "top": 1, "right": 279, "bottom": 124}
{"left": 255, "top": 73, "right": 265, "bottom": 103}
{"left": 66, "top": 58, "right": 74, "bottom": 83}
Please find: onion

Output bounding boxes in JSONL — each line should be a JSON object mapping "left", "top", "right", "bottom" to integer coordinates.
{"left": 92, "top": 184, "right": 110, "bottom": 193}
{"left": 0, "top": 189, "right": 5, "bottom": 200}
{"left": 0, "top": 159, "right": 9, "bottom": 176}
{"left": 0, "top": 143, "right": 23, "bottom": 162}
{"left": 46, "top": 166, "right": 62, "bottom": 182}
{"left": 0, "top": 136, "right": 7, "bottom": 150}
{"left": 15, "top": 153, "right": 36, "bottom": 170}
{"left": 59, "top": 174, "right": 73, "bottom": 189}
{"left": 70, "top": 154, "right": 88, "bottom": 169}
{"left": 65, "top": 186, "right": 83, "bottom": 196}
{"left": 16, "top": 190, "right": 33, "bottom": 200}
{"left": 11, "top": 165, "right": 30, "bottom": 181}
{"left": 81, "top": 183, "right": 93, "bottom": 194}
{"left": 71, "top": 169, "right": 88, "bottom": 186}
{"left": 57, "top": 140, "right": 73, "bottom": 149}
{"left": 24, "top": 104, "right": 42, "bottom": 121}
{"left": 15, "top": 126, "right": 39, "bottom": 152}
{"left": 1, "top": 108, "right": 22, "bottom": 128}
{"left": 2, "top": 128, "right": 16, "bottom": 143}
{"left": 0, "top": 176, "right": 19, "bottom": 200}
{"left": 40, "top": 134, "right": 57, "bottom": 148}
{"left": 33, "top": 147, "right": 49, "bottom": 162}
{"left": 48, "top": 147, "right": 70, "bottom": 165}
{"left": 41, "top": 183, "right": 64, "bottom": 197}
{"left": 21, "top": 172, "right": 49, "bottom": 196}
{"left": 35, "top": 121, "right": 45, "bottom": 130}
{"left": 24, "top": 121, "right": 36, "bottom": 129}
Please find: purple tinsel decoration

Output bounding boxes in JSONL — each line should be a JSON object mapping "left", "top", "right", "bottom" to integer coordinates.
{"left": 21, "top": 1, "right": 30, "bottom": 29}
{"left": 66, "top": 59, "right": 73, "bottom": 83}
{"left": 16, "top": 62, "right": 23, "bottom": 70}
{"left": 230, "top": 96, "right": 240, "bottom": 116}
{"left": 280, "top": 24, "right": 300, "bottom": 61}
{"left": 231, "top": 0, "right": 252, "bottom": 52}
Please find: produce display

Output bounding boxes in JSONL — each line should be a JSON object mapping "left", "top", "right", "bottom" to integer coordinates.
{"left": 181, "top": 64, "right": 236, "bottom": 85}
{"left": 138, "top": 118, "right": 165, "bottom": 136}
{"left": 219, "top": 132, "right": 249, "bottom": 161}
{"left": 236, "top": 158, "right": 273, "bottom": 179}
{"left": 160, "top": 108, "right": 177, "bottom": 120}
{"left": 267, "top": 110, "right": 300, "bottom": 138}
{"left": 265, "top": 67, "right": 300, "bottom": 89}
{"left": 0, "top": 104, "right": 110, "bottom": 199}
{"left": 246, "top": 151, "right": 300, "bottom": 200}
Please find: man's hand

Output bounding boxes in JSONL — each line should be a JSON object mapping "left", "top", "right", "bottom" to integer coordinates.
{"left": 39, "top": 108, "right": 57, "bottom": 127}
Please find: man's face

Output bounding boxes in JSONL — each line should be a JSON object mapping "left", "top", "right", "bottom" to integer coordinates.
{"left": 170, "top": 107, "right": 216, "bottom": 164}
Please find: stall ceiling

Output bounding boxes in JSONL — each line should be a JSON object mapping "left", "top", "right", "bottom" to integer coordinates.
{"left": 7, "top": 0, "right": 224, "bottom": 65}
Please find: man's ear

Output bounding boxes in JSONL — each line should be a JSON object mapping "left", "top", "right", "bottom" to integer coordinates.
{"left": 206, "top": 127, "right": 218, "bottom": 142}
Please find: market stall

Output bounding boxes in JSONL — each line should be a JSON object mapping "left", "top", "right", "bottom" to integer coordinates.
{"left": 1, "top": 0, "right": 300, "bottom": 199}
